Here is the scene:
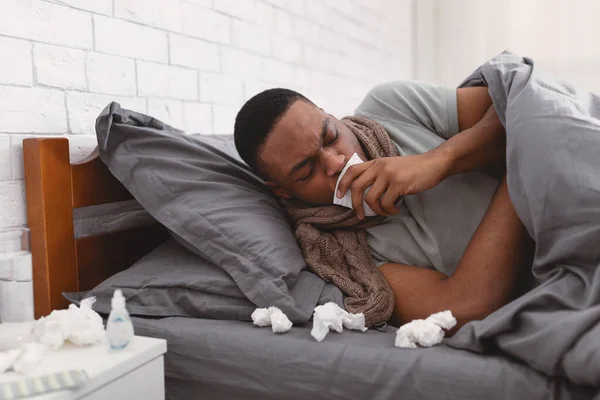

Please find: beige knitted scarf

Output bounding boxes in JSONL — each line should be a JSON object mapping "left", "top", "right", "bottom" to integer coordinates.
{"left": 283, "top": 116, "right": 400, "bottom": 327}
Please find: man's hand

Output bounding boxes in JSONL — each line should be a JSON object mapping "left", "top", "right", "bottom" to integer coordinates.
{"left": 336, "top": 152, "right": 449, "bottom": 219}
{"left": 337, "top": 93, "right": 507, "bottom": 220}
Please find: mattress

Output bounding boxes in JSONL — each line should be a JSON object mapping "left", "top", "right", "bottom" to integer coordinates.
{"left": 131, "top": 316, "right": 591, "bottom": 400}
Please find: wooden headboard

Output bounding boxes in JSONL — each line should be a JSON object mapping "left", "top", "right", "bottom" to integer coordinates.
{"left": 23, "top": 138, "right": 169, "bottom": 318}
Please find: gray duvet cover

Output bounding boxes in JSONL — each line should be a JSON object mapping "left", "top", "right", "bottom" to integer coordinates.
{"left": 449, "top": 52, "right": 600, "bottom": 392}
{"left": 132, "top": 316, "right": 591, "bottom": 400}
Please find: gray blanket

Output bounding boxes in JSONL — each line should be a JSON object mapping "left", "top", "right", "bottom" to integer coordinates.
{"left": 449, "top": 52, "right": 600, "bottom": 390}
{"left": 132, "top": 316, "right": 592, "bottom": 400}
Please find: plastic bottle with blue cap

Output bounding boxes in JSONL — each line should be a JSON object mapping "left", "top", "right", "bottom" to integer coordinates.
{"left": 106, "top": 289, "right": 134, "bottom": 351}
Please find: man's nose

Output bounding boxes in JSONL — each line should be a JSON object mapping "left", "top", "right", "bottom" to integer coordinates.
{"left": 318, "top": 149, "right": 346, "bottom": 177}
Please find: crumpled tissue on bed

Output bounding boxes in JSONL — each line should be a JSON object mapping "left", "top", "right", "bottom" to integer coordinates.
{"left": 395, "top": 310, "right": 456, "bottom": 349}
{"left": 251, "top": 306, "right": 293, "bottom": 333}
{"left": 311, "top": 302, "right": 367, "bottom": 342}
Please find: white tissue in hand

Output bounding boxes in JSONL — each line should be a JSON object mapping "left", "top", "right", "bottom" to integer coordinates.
{"left": 35, "top": 297, "right": 106, "bottom": 350}
{"left": 395, "top": 310, "right": 456, "bottom": 349}
{"left": 251, "top": 306, "right": 293, "bottom": 333}
{"left": 311, "top": 302, "right": 367, "bottom": 342}
{"left": 333, "top": 153, "right": 377, "bottom": 217}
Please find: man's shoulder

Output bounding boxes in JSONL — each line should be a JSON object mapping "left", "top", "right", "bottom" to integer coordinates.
{"left": 355, "top": 80, "right": 455, "bottom": 124}
{"left": 355, "top": 80, "right": 441, "bottom": 116}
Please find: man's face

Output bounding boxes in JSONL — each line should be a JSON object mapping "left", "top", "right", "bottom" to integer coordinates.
{"left": 258, "top": 100, "right": 367, "bottom": 205}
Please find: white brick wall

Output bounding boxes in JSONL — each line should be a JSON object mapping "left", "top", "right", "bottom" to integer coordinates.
{"left": 0, "top": 87, "right": 67, "bottom": 133}
{"left": 169, "top": 34, "right": 220, "bottom": 71}
{"left": 94, "top": 15, "right": 169, "bottom": 62}
{"left": 0, "top": 0, "right": 412, "bottom": 318}
{"left": 0, "top": 136, "right": 11, "bottom": 182}
{"left": 0, "top": 0, "right": 94, "bottom": 49}
{"left": 114, "top": 0, "right": 182, "bottom": 31}
{"left": 137, "top": 61, "right": 198, "bottom": 100}
{"left": 0, "top": 0, "right": 412, "bottom": 232}
{"left": 0, "top": 38, "right": 33, "bottom": 86}
{"left": 199, "top": 73, "right": 244, "bottom": 105}
{"left": 34, "top": 44, "right": 87, "bottom": 90}
{"left": 181, "top": 3, "right": 231, "bottom": 44}
{"left": 86, "top": 53, "right": 137, "bottom": 96}
{"left": 147, "top": 99, "right": 185, "bottom": 129}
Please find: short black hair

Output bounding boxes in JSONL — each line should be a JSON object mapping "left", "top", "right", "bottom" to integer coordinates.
{"left": 234, "top": 88, "right": 311, "bottom": 175}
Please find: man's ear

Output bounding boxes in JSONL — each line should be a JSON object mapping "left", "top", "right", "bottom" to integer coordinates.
{"left": 265, "top": 181, "right": 292, "bottom": 200}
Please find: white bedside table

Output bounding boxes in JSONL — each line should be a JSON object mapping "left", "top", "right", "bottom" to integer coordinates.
{"left": 0, "top": 336, "right": 167, "bottom": 400}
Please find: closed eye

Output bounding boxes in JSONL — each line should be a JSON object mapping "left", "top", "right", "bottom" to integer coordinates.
{"left": 324, "top": 126, "right": 339, "bottom": 147}
{"left": 298, "top": 163, "right": 315, "bottom": 181}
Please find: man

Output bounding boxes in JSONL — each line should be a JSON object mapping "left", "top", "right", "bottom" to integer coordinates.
{"left": 234, "top": 81, "right": 533, "bottom": 331}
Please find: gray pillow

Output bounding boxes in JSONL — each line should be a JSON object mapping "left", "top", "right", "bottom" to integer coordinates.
{"left": 94, "top": 103, "right": 329, "bottom": 323}
{"left": 64, "top": 238, "right": 344, "bottom": 321}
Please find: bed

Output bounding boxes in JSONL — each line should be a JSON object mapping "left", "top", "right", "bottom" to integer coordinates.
{"left": 21, "top": 136, "right": 593, "bottom": 400}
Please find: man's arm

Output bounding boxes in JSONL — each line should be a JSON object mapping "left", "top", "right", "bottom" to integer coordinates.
{"left": 337, "top": 86, "right": 507, "bottom": 219}
{"left": 456, "top": 87, "right": 494, "bottom": 130}
{"left": 433, "top": 87, "right": 506, "bottom": 178}
{"left": 379, "top": 176, "right": 534, "bottom": 332}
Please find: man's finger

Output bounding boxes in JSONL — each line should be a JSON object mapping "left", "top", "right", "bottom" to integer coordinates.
{"left": 336, "top": 161, "right": 372, "bottom": 198}
{"left": 350, "top": 170, "right": 375, "bottom": 219}
{"left": 364, "top": 179, "right": 388, "bottom": 216}
{"left": 381, "top": 188, "right": 401, "bottom": 215}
